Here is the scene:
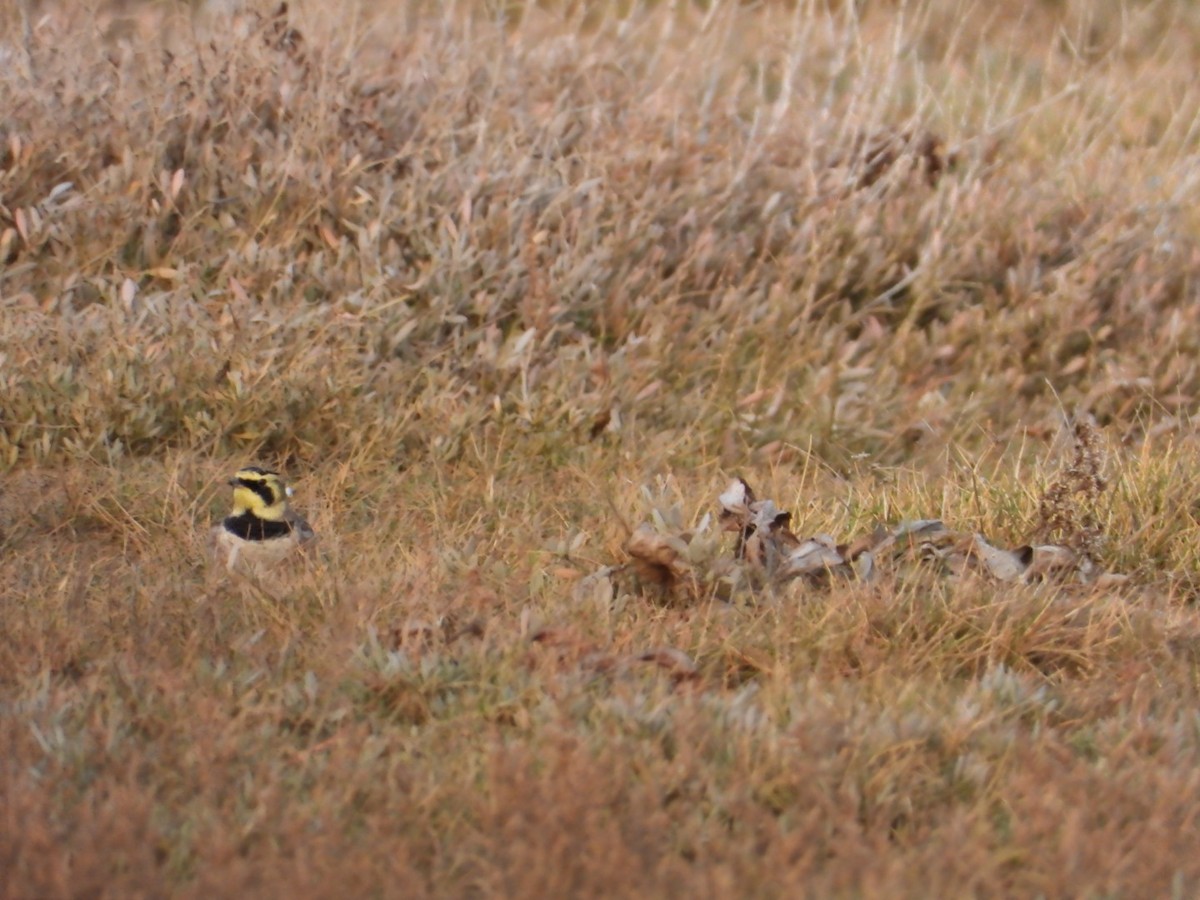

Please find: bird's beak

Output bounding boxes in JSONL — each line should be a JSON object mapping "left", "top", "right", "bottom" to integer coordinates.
{"left": 286, "top": 486, "right": 295, "bottom": 497}
{"left": 227, "top": 478, "right": 237, "bottom": 486}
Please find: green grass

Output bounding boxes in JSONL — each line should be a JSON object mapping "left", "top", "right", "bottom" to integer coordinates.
{"left": 4, "top": 0, "right": 1200, "bottom": 896}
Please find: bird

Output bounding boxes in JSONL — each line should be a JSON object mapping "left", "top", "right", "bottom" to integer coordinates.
{"left": 212, "top": 466, "right": 316, "bottom": 572}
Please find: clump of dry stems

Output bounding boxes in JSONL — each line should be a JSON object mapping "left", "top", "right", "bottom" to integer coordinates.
{"left": 1037, "top": 414, "right": 1108, "bottom": 561}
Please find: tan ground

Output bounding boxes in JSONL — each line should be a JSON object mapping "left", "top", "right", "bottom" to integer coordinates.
{"left": 4, "top": 1, "right": 1200, "bottom": 896}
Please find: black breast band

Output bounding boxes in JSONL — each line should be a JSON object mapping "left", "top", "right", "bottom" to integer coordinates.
{"left": 223, "top": 513, "right": 294, "bottom": 541}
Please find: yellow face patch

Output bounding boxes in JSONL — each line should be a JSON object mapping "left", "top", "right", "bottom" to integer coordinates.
{"left": 229, "top": 469, "right": 288, "bottom": 521}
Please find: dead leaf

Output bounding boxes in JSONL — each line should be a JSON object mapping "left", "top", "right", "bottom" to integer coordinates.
{"left": 573, "top": 566, "right": 620, "bottom": 604}
{"left": 782, "top": 534, "right": 845, "bottom": 578}
{"left": 852, "top": 549, "right": 875, "bottom": 581}
{"left": 718, "top": 478, "right": 755, "bottom": 528}
{"left": 625, "top": 524, "right": 691, "bottom": 587}
{"left": 972, "top": 534, "right": 1032, "bottom": 582}
{"left": 1023, "top": 544, "right": 1079, "bottom": 582}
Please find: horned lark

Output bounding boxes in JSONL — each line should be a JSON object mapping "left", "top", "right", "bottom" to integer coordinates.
{"left": 212, "top": 466, "right": 316, "bottom": 572}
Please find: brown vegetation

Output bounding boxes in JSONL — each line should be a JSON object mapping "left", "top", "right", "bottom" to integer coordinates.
{"left": 4, "top": 0, "right": 1200, "bottom": 895}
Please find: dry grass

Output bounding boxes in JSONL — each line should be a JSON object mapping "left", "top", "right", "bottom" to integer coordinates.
{"left": 4, "top": 0, "right": 1200, "bottom": 895}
